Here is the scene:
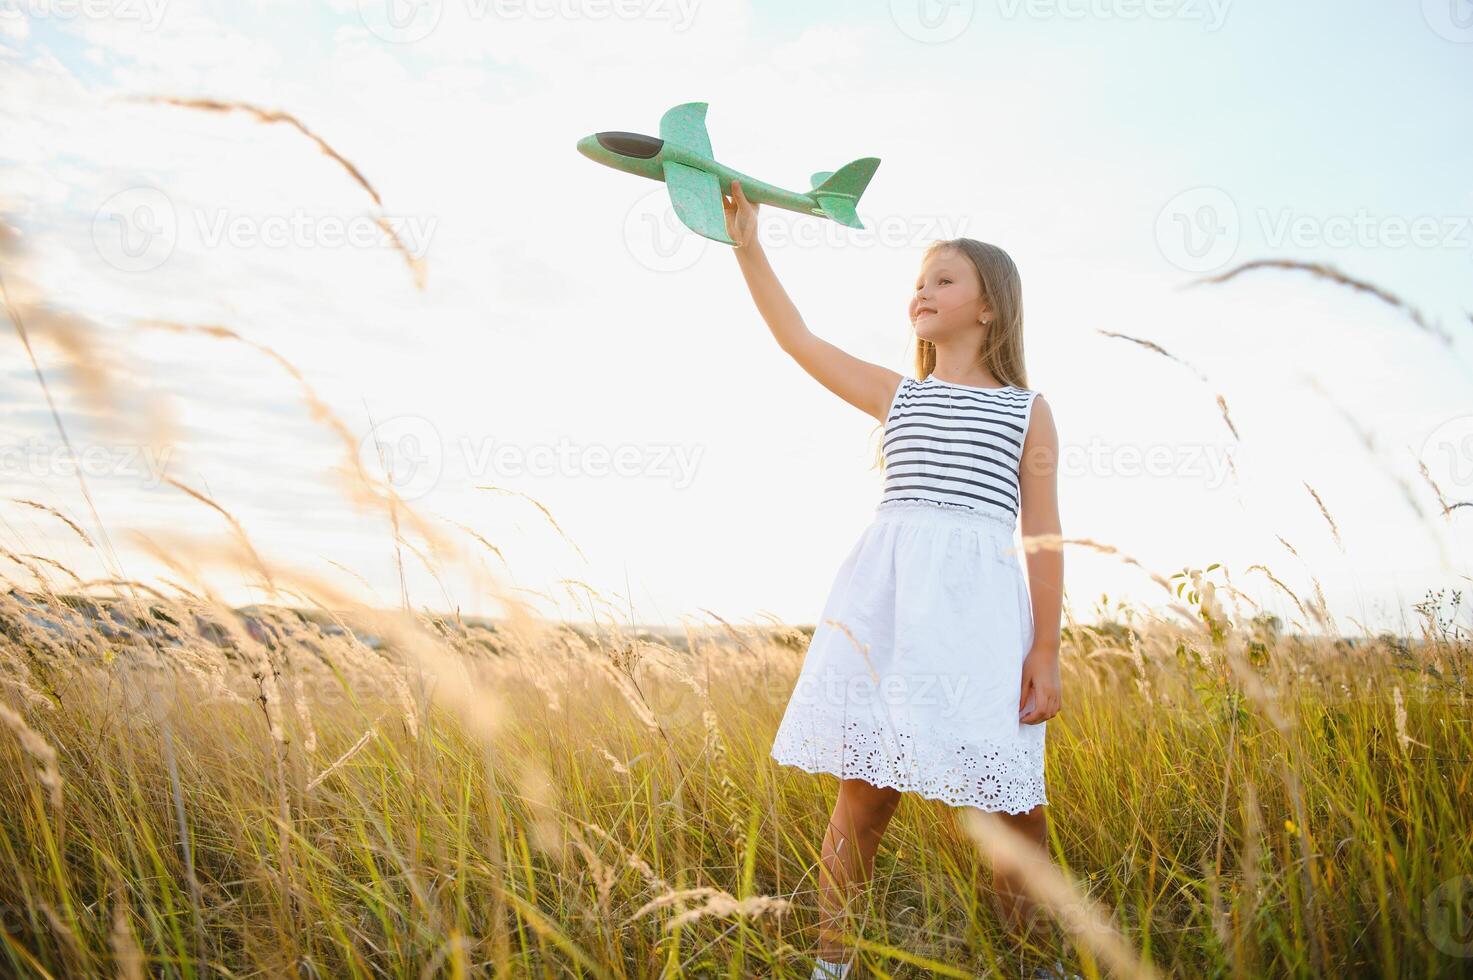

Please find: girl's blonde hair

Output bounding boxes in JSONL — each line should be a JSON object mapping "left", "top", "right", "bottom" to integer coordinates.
{"left": 871, "top": 238, "right": 1028, "bottom": 470}
{"left": 911, "top": 238, "right": 1027, "bottom": 388}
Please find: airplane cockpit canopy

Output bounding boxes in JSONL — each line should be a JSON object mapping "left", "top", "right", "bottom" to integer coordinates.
{"left": 595, "top": 131, "right": 664, "bottom": 159}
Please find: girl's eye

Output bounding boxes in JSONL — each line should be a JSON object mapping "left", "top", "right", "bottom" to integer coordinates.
{"left": 940, "top": 278, "right": 951, "bottom": 284}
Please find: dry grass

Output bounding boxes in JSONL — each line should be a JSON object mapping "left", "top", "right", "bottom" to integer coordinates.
{"left": 0, "top": 561, "right": 1467, "bottom": 977}
{"left": 121, "top": 96, "right": 427, "bottom": 290}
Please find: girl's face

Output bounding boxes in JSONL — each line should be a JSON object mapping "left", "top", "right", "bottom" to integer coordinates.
{"left": 909, "top": 248, "right": 991, "bottom": 342}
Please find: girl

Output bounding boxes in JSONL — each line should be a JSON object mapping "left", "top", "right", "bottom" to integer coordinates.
{"left": 721, "top": 180, "right": 1069, "bottom": 980}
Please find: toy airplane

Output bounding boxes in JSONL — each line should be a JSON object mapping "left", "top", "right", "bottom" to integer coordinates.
{"left": 576, "top": 101, "right": 881, "bottom": 246}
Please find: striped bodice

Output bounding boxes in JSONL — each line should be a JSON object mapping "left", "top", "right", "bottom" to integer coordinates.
{"left": 878, "top": 374, "right": 1040, "bottom": 524}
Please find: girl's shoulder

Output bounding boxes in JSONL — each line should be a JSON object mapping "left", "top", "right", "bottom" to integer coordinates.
{"left": 1018, "top": 388, "right": 1048, "bottom": 435}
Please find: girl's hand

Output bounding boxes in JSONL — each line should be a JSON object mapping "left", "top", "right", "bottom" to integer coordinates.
{"left": 1018, "top": 647, "right": 1062, "bottom": 724}
{"left": 722, "top": 178, "right": 758, "bottom": 249}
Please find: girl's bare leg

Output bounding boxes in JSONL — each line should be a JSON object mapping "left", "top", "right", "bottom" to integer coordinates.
{"left": 816, "top": 777, "right": 902, "bottom": 962}
{"left": 991, "top": 803, "right": 1059, "bottom": 956}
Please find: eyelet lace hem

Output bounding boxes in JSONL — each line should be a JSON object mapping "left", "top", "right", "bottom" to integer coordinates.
{"left": 770, "top": 720, "right": 1047, "bottom": 815}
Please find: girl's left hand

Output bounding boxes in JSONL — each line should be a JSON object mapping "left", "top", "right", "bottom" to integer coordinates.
{"left": 1018, "top": 647, "right": 1062, "bottom": 724}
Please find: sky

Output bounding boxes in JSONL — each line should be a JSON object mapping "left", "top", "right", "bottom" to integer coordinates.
{"left": 0, "top": 0, "right": 1470, "bottom": 635}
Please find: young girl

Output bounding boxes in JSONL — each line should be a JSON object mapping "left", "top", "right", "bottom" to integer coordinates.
{"left": 721, "top": 180, "right": 1068, "bottom": 979}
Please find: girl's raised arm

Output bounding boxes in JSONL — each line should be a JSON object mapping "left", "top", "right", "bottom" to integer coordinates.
{"left": 724, "top": 179, "right": 902, "bottom": 424}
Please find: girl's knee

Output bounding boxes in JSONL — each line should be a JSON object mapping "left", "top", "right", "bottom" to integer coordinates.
{"left": 828, "top": 781, "right": 901, "bottom": 845}
{"left": 996, "top": 802, "right": 1047, "bottom": 837}
{"left": 840, "top": 777, "right": 901, "bottom": 813}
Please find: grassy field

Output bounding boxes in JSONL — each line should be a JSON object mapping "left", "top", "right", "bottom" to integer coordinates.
{"left": 0, "top": 572, "right": 1468, "bottom": 978}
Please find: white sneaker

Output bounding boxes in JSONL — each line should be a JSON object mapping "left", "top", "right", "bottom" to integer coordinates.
{"left": 1027, "top": 958, "right": 1083, "bottom": 980}
{"left": 811, "top": 955, "right": 853, "bottom": 979}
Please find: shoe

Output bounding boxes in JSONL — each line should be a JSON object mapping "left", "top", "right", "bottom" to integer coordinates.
{"left": 812, "top": 955, "right": 853, "bottom": 979}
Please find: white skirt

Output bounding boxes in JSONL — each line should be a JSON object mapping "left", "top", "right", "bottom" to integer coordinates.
{"left": 769, "top": 498, "right": 1047, "bottom": 814}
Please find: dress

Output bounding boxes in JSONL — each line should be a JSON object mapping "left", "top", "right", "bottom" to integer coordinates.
{"left": 768, "top": 373, "right": 1047, "bottom": 814}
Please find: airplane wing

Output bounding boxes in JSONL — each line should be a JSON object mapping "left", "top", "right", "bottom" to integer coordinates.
{"left": 658, "top": 101, "right": 714, "bottom": 157}
{"left": 662, "top": 161, "right": 736, "bottom": 245}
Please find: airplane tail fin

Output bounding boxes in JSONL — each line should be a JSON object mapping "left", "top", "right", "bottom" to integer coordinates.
{"left": 811, "top": 157, "right": 880, "bottom": 229}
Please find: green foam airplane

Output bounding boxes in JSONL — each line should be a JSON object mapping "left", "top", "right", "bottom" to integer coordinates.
{"left": 576, "top": 101, "right": 881, "bottom": 246}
